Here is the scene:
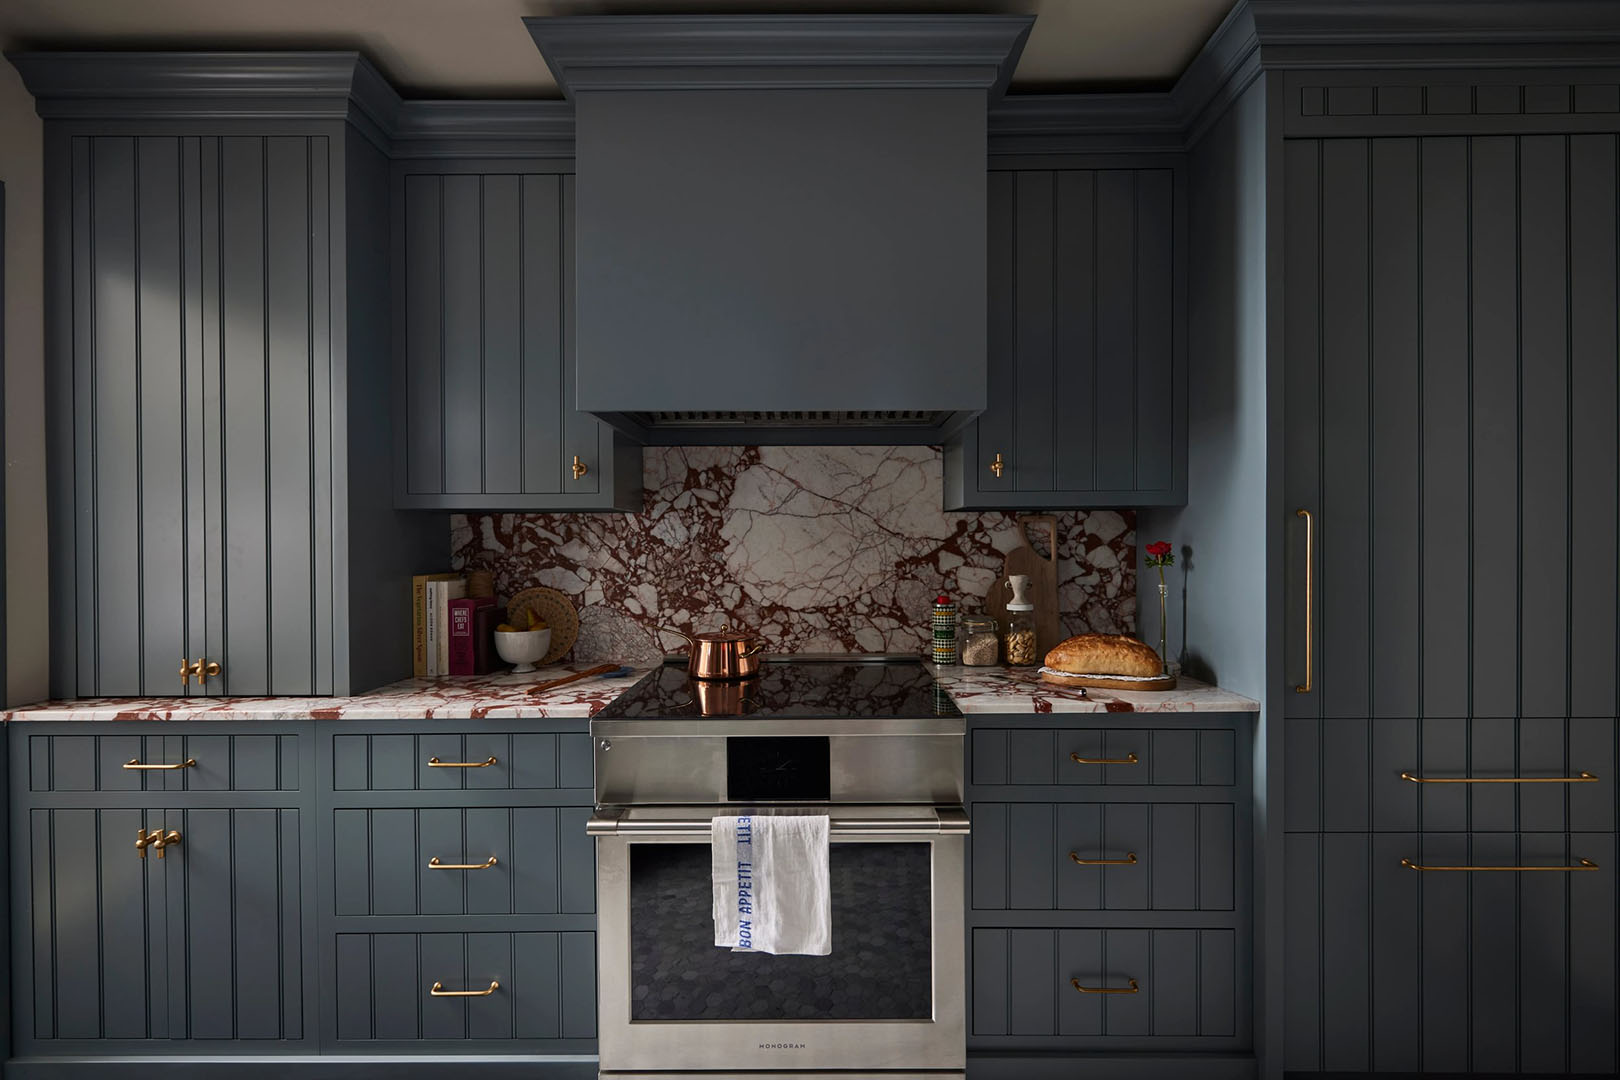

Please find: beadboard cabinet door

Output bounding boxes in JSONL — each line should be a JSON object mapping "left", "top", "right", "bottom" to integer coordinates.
{"left": 56, "top": 134, "right": 335, "bottom": 697}
{"left": 393, "top": 167, "right": 641, "bottom": 511}
{"left": 945, "top": 163, "right": 1187, "bottom": 510}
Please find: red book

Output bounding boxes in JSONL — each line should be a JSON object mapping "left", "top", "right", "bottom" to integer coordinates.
{"left": 448, "top": 596, "right": 497, "bottom": 676}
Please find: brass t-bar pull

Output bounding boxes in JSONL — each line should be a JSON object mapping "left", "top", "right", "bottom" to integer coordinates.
{"left": 430, "top": 980, "right": 499, "bottom": 997}
{"left": 1071, "top": 751, "right": 1139, "bottom": 766}
{"left": 1400, "top": 857, "right": 1599, "bottom": 872}
{"left": 1071, "top": 977, "right": 1139, "bottom": 994}
{"left": 1400, "top": 770, "right": 1598, "bottom": 784}
{"left": 428, "top": 856, "right": 499, "bottom": 870}
{"left": 572, "top": 455, "right": 588, "bottom": 480}
{"left": 1070, "top": 851, "right": 1139, "bottom": 866}
{"left": 124, "top": 758, "right": 197, "bottom": 770}
{"left": 427, "top": 756, "right": 498, "bottom": 768}
{"left": 136, "top": 828, "right": 181, "bottom": 859}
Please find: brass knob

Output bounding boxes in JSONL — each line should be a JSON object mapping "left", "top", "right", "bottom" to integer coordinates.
{"left": 197, "top": 658, "right": 221, "bottom": 686}
{"left": 180, "top": 658, "right": 202, "bottom": 687}
{"left": 990, "top": 453, "right": 1005, "bottom": 478}
{"left": 152, "top": 830, "right": 181, "bottom": 859}
{"left": 571, "top": 455, "right": 588, "bottom": 480}
{"left": 135, "top": 828, "right": 158, "bottom": 859}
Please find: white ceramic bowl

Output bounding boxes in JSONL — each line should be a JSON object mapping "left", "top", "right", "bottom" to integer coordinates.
{"left": 494, "top": 628, "right": 551, "bottom": 674}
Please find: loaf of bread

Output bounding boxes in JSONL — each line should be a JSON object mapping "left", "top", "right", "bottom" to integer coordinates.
{"left": 1044, "top": 634, "right": 1163, "bottom": 677}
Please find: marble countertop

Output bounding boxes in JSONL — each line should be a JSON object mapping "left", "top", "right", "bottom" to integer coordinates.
{"left": 0, "top": 664, "right": 652, "bottom": 722}
{"left": 929, "top": 664, "right": 1260, "bottom": 714}
{"left": 3, "top": 659, "right": 1259, "bottom": 722}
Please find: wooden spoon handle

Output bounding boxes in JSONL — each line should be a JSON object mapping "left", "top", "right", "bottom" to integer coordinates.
{"left": 527, "top": 663, "right": 620, "bottom": 695}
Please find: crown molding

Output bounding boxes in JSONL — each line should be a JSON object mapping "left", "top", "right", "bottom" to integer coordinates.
{"left": 524, "top": 15, "right": 1033, "bottom": 98}
{"left": 989, "top": 94, "right": 1184, "bottom": 155}
{"left": 1247, "top": 0, "right": 1620, "bottom": 47}
{"left": 391, "top": 100, "right": 575, "bottom": 159}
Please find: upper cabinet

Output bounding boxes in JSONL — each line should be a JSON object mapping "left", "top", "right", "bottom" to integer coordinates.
{"left": 945, "top": 162, "right": 1187, "bottom": 510}
{"left": 392, "top": 163, "right": 642, "bottom": 512}
{"left": 19, "top": 54, "right": 445, "bottom": 698}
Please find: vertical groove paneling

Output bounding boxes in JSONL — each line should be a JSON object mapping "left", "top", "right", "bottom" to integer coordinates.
{"left": 1134, "top": 169, "right": 1175, "bottom": 490}
{"left": 520, "top": 174, "right": 563, "bottom": 495}
{"left": 307, "top": 136, "right": 332, "bottom": 696}
{"left": 481, "top": 175, "right": 522, "bottom": 494}
{"left": 199, "top": 136, "right": 226, "bottom": 698}
{"left": 978, "top": 172, "right": 1015, "bottom": 495}
{"left": 559, "top": 175, "right": 601, "bottom": 495}
{"left": 1093, "top": 171, "right": 1136, "bottom": 490}
{"left": 440, "top": 174, "right": 483, "bottom": 494}
{"left": 1053, "top": 170, "right": 1096, "bottom": 490}
{"left": 181, "top": 136, "right": 206, "bottom": 693}
{"left": 1283, "top": 139, "right": 1322, "bottom": 719}
{"left": 404, "top": 175, "right": 443, "bottom": 493}
{"left": 71, "top": 136, "right": 98, "bottom": 694}
{"left": 1012, "top": 171, "right": 1056, "bottom": 492}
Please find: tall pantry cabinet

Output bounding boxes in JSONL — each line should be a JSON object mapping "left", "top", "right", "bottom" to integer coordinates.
{"left": 13, "top": 53, "right": 445, "bottom": 699}
{"left": 1278, "top": 69, "right": 1620, "bottom": 1074}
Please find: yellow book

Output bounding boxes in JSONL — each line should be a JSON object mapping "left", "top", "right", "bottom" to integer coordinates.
{"left": 412, "top": 573, "right": 460, "bottom": 677}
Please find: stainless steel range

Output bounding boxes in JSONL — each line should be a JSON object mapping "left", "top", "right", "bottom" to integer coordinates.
{"left": 588, "top": 655, "right": 968, "bottom": 1078}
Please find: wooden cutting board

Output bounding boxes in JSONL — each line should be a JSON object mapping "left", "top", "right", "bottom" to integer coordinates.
{"left": 984, "top": 515, "right": 1064, "bottom": 662}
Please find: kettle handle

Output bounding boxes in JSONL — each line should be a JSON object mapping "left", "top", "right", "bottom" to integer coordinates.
{"left": 661, "top": 626, "right": 696, "bottom": 647}
{"left": 740, "top": 641, "right": 768, "bottom": 659}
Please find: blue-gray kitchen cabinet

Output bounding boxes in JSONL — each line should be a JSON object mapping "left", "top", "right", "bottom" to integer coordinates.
{"left": 944, "top": 162, "right": 1187, "bottom": 511}
{"left": 392, "top": 163, "right": 642, "bottom": 512}
{"left": 16, "top": 54, "right": 445, "bottom": 700}
{"left": 964, "top": 713, "right": 1251, "bottom": 1076}
{"left": 8, "top": 724, "right": 317, "bottom": 1055}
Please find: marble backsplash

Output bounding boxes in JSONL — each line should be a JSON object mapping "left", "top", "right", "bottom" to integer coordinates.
{"left": 451, "top": 445, "right": 1135, "bottom": 666}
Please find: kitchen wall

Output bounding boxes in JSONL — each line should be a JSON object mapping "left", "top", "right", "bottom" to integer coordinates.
{"left": 454, "top": 445, "right": 1136, "bottom": 666}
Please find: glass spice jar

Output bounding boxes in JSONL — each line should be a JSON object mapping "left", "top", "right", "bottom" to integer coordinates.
{"left": 959, "top": 615, "right": 1000, "bottom": 666}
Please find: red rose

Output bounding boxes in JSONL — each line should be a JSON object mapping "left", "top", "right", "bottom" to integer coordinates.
{"left": 1146, "top": 541, "right": 1172, "bottom": 557}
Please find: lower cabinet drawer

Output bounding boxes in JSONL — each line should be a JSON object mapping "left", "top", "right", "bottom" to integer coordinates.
{"left": 973, "top": 802, "right": 1236, "bottom": 911}
{"left": 333, "top": 932, "right": 596, "bottom": 1043}
{"left": 971, "top": 927, "right": 1241, "bottom": 1047}
{"left": 332, "top": 806, "right": 595, "bottom": 916}
{"left": 972, "top": 726, "right": 1239, "bottom": 787}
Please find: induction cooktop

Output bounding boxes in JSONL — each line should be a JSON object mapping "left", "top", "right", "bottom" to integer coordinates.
{"left": 594, "top": 655, "right": 962, "bottom": 720}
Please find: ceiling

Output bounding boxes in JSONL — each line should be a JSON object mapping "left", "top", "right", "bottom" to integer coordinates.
{"left": 0, "top": 0, "right": 1234, "bottom": 98}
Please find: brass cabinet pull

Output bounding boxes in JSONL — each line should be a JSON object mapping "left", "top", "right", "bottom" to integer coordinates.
{"left": 180, "top": 658, "right": 201, "bottom": 687}
{"left": 430, "top": 980, "right": 499, "bottom": 997}
{"left": 990, "top": 453, "right": 1005, "bottom": 478}
{"left": 1400, "top": 857, "right": 1599, "bottom": 873}
{"left": 197, "top": 658, "right": 221, "bottom": 686}
{"left": 1071, "top": 751, "right": 1139, "bottom": 766}
{"left": 1295, "top": 508, "right": 1313, "bottom": 693}
{"left": 1070, "top": 851, "right": 1138, "bottom": 866}
{"left": 1071, "top": 977, "right": 1139, "bottom": 994}
{"left": 136, "top": 828, "right": 181, "bottom": 859}
{"left": 427, "top": 756, "right": 498, "bottom": 768}
{"left": 572, "top": 455, "right": 588, "bottom": 480}
{"left": 124, "top": 757, "right": 196, "bottom": 770}
{"left": 428, "top": 856, "right": 499, "bottom": 870}
{"left": 1401, "top": 770, "right": 1599, "bottom": 784}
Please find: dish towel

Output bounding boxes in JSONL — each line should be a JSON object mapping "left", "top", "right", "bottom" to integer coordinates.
{"left": 711, "top": 814, "right": 831, "bottom": 956}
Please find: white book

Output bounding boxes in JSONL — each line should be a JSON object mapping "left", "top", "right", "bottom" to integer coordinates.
{"left": 424, "top": 580, "right": 439, "bottom": 677}
{"left": 438, "top": 578, "right": 466, "bottom": 675}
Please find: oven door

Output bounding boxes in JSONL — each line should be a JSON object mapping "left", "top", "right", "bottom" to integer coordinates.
{"left": 591, "top": 805, "right": 968, "bottom": 1074}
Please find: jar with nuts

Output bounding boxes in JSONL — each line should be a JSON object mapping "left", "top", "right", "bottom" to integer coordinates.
{"left": 1003, "top": 574, "right": 1039, "bottom": 666}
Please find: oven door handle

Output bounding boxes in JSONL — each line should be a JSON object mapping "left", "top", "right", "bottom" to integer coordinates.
{"left": 587, "top": 807, "right": 970, "bottom": 837}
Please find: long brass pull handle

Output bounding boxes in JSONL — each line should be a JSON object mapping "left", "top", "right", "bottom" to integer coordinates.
{"left": 427, "top": 756, "right": 498, "bottom": 768}
{"left": 1071, "top": 977, "right": 1139, "bottom": 994}
{"left": 1401, "top": 771, "right": 1598, "bottom": 784}
{"left": 430, "top": 980, "right": 499, "bottom": 997}
{"left": 1296, "top": 508, "right": 1313, "bottom": 693}
{"left": 1070, "top": 850, "right": 1138, "bottom": 866}
{"left": 990, "top": 453, "right": 1005, "bottom": 479}
{"left": 1401, "top": 857, "right": 1599, "bottom": 872}
{"left": 572, "top": 455, "right": 588, "bottom": 480}
{"left": 428, "top": 856, "right": 499, "bottom": 870}
{"left": 124, "top": 758, "right": 197, "bottom": 770}
{"left": 1071, "top": 751, "right": 1139, "bottom": 766}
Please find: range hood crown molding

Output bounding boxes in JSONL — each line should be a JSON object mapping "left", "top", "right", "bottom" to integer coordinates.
{"left": 524, "top": 14, "right": 1033, "bottom": 98}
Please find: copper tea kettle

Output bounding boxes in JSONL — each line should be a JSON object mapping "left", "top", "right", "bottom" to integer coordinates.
{"left": 665, "top": 623, "right": 766, "bottom": 680}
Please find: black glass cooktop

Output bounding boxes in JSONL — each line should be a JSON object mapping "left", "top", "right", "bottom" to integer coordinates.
{"left": 595, "top": 657, "right": 961, "bottom": 720}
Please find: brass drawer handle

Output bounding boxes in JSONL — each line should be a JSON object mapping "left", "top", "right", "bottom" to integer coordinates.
{"left": 1400, "top": 857, "right": 1599, "bottom": 872}
{"left": 428, "top": 856, "right": 498, "bottom": 870}
{"left": 1071, "top": 977, "right": 1139, "bottom": 994}
{"left": 124, "top": 758, "right": 196, "bottom": 770}
{"left": 135, "top": 828, "right": 181, "bottom": 859}
{"left": 1070, "top": 850, "right": 1138, "bottom": 866}
{"left": 990, "top": 453, "right": 1005, "bottom": 478}
{"left": 1295, "top": 508, "right": 1313, "bottom": 693}
{"left": 1401, "top": 770, "right": 1598, "bottom": 784}
{"left": 1070, "top": 751, "right": 1139, "bottom": 766}
{"left": 572, "top": 455, "right": 588, "bottom": 480}
{"left": 430, "top": 980, "right": 499, "bottom": 997}
{"left": 427, "top": 756, "right": 498, "bottom": 768}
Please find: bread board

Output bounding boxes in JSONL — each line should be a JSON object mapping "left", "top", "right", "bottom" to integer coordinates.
{"left": 1039, "top": 667, "right": 1178, "bottom": 692}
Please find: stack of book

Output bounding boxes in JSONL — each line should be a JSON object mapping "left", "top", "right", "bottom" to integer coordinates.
{"left": 412, "top": 573, "right": 501, "bottom": 677}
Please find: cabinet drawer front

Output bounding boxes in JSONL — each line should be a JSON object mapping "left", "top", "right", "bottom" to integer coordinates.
{"left": 972, "top": 926, "right": 1237, "bottom": 1041}
{"left": 1285, "top": 717, "right": 1617, "bottom": 832}
{"left": 973, "top": 802, "right": 1234, "bottom": 912}
{"left": 332, "top": 806, "right": 594, "bottom": 916}
{"left": 972, "top": 727, "right": 1237, "bottom": 787}
{"left": 333, "top": 931, "right": 595, "bottom": 1042}
{"left": 331, "top": 732, "right": 591, "bottom": 791}
{"left": 28, "top": 732, "right": 300, "bottom": 793}
{"left": 1285, "top": 832, "right": 1616, "bottom": 1075}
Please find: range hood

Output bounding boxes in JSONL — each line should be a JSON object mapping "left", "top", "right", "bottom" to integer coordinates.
{"left": 525, "top": 15, "right": 1033, "bottom": 445}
